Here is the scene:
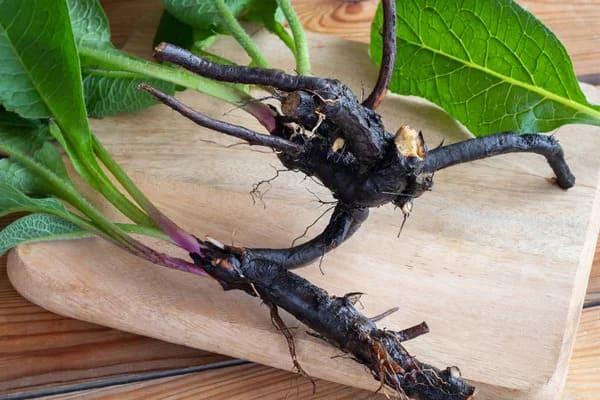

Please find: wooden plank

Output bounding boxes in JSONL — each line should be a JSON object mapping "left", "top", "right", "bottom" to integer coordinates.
{"left": 99, "top": 0, "right": 600, "bottom": 77}
{"left": 2, "top": 1, "right": 600, "bottom": 399}
{"left": 0, "top": 257, "right": 228, "bottom": 395}
{"left": 291, "top": 0, "right": 600, "bottom": 77}
{"left": 585, "top": 245, "right": 600, "bottom": 306}
{"left": 564, "top": 307, "right": 600, "bottom": 399}
{"left": 8, "top": 29, "right": 600, "bottom": 397}
{"left": 44, "top": 363, "right": 382, "bottom": 400}
{"left": 40, "top": 307, "right": 600, "bottom": 400}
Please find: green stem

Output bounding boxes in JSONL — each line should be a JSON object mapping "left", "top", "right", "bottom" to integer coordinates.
{"left": 276, "top": 0, "right": 310, "bottom": 74}
{"left": 191, "top": 48, "right": 236, "bottom": 66}
{"left": 93, "top": 136, "right": 201, "bottom": 254}
{"left": 49, "top": 123, "right": 153, "bottom": 227}
{"left": 272, "top": 21, "right": 296, "bottom": 54}
{"left": 49, "top": 209, "right": 167, "bottom": 243}
{"left": 56, "top": 209, "right": 168, "bottom": 242}
{"left": 78, "top": 47, "right": 253, "bottom": 106}
{"left": 214, "top": 0, "right": 269, "bottom": 68}
{"left": 116, "top": 223, "right": 169, "bottom": 241}
{"left": 0, "top": 143, "right": 136, "bottom": 251}
{"left": 93, "top": 136, "right": 155, "bottom": 213}
{"left": 88, "top": 159, "right": 154, "bottom": 226}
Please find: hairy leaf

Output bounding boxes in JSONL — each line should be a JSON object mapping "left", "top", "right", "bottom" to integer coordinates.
{"left": 0, "top": 142, "right": 69, "bottom": 195}
{"left": 0, "top": 115, "right": 68, "bottom": 194}
{"left": 370, "top": 0, "right": 600, "bottom": 135}
{"left": 153, "top": 12, "right": 241, "bottom": 67}
{"left": 0, "top": 182, "right": 66, "bottom": 218}
{"left": 162, "top": 0, "right": 286, "bottom": 48}
{"left": 66, "top": 0, "right": 177, "bottom": 116}
{"left": 83, "top": 71, "right": 175, "bottom": 118}
{"left": 0, "top": 0, "right": 94, "bottom": 154}
{"left": 0, "top": 115, "right": 50, "bottom": 155}
{"left": 162, "top": 0, "right": 251, "bottom": 32}
{"left": 153, "top": 10, "right": 197, "bottom": 50}
{"left": 67, "top": 0, "right": 111, "bottom": 48}
{"left": 0, "top": 213, "right": 87, "bottom": 256}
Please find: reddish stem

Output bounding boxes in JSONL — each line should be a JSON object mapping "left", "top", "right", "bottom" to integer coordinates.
{"left": 362, "top": 0, "right": 396, "bottom": 109}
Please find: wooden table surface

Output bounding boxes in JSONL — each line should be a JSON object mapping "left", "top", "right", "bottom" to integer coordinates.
{"left": 1, "top": 1, "right": 599, "bottom": 399}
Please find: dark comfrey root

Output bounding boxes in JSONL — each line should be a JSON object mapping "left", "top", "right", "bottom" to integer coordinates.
{"left": 191, "top": 239, "right": 474, "bottom": 400}
{"left": 139, "top": 1, "right": 574, "bottom": 397}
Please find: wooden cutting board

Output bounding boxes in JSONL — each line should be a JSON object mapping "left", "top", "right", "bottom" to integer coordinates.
{"left": 7, "top": 29, "right": 600, "bottom": 399}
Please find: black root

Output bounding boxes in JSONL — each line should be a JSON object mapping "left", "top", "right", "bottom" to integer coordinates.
{"left": 192, "top": 242, "right": 475, "bottom": 400}
{"left": 147, "top": 2, "right": 575, "bottom": 396}
{"left": 423, "top": 133, "right": 575, "bottom": 189}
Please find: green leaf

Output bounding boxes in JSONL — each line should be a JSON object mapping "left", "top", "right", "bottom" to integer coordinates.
{"left": 0, "top": 108, "right": 45, "bottom": 132}
{"left": 0, "top": 115, "right": 50, "bottom": 155}
{"left": 67, "top": 0, "right": 111, "bottom": 49}
{"left": 0, "top": 142, "right": 69, "bottom": 195}
{"left": 65, "top": 0, "right": 178, "bottom": 116}
{"left": 0, "top": 213, "right": 88, "bottom": 256}
{"left": 66, "top": 0, "right": 251, "bottom": 107}
{"left": 83, "top": 70, "right": 176, "bottom": 118}
{"left": 0, "top": 0, "right": 94, "bottom": 154}
{"left": 162, "top": 0, "right": 251, "bottom": 33}
{"left": 244, "top": 1, "right": 284, "bottom": 35}
{"left": 0, "top": 182, "right": 66, "bottom": 218}
{"left": 0, "top": 116, "right": 69, "bottom": 194}
{"left": 152, "top": 13, "right": 239, "bottom": 66}
{"left": 370, "top": 0, "right": 600, "bottom": 136}
{"left": 0, "top": 213, "right": 172, "bottom": 256}
{"left": 162, "top": 0, "right": 289, "bottom": 49}
{"left": 153, "top": 10, "right": 196, "bottom": 50}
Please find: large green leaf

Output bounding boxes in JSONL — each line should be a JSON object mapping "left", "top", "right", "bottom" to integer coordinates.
{"left": 83, "top": 71, "right": 175, "bottom": 118}
{"left": 67, "top": 0, "right": 111, "bottom": 48}
{"left": 0, "top": 213, "right": 170, "bottom": 256}
{"left": 162, "top": 0, "right": 287, "bottom": 50}
{"left": 0, "top": 0, "right": 93, "bottom": 154}
{"left": 0, "top": 115, "right": 68, "bottom": 194}
{"left": 153, "top": 10, "right": 244, "bottom": 68}
{"left": 0, "top": 213, "right": 87, "bottom": 256}
{"left": 66, "top": 0, "right": 176, "bottom": 117}
{"left": 0, "top": 113, "right": 50, "bottom": 154}
{"left": 0, "top": 142, "right": 69, "bottom": 195}
{"left": 153, "top": 10, "right": 199, "bottom": 50}
{"left": 163, "top": 0, "right": 252, "bottom": 32}
{"left": 370, "top": 0, "right": 600, "bottom": 136}
{"left": 0, "top": 182, "right": 66, "bottom": 218}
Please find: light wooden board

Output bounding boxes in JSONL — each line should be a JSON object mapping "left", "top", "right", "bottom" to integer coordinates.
{"left": 2, "top": 251, "right": 596, "bottom": 400}
{"left": 7, "top": 28, "right": 600, "bottom": 400}
{"left": 0, "top": 256, "right": 228, "bottom": 396}
{"left": 290, "top": 0, "right": 600, "bottom": 78}
{"left": 38, "top": 307, "right": 600, "bottom": 400}
{"left": 100, "top": 0, "right": 600, "bottom": 77}
{"left": 564, "top": 306, "right": 600, "bottom": 400}
{"left": 43, "top": 363, "right": 381, "bottom": 400}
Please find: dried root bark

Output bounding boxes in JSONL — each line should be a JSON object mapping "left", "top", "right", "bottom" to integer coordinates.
{"left": 139, "top": 1, "right": 575, "bottom": 397}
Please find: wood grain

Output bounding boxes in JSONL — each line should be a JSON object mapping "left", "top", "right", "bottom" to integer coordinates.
{"left": 38, "top": 306, "right": 600, "bottom": 400}
{"left": 44, "top": 363, "right": 382, "bottom": 400}
{"left": 8, "top": 30, "right": 600, "bottom": 397}
{"left": 564, "top": 307, "right": 600, "bottom": 399}
{"left": 586, "top": 244, "right": 600, "bottom": 306}
{"left": 100, "top": 0, "right": 600, "bottom": 77}
{"left": 290, "top": 0, "right": 600, "bottom": 77}
{"left": 0, "top": 257, "right": 228, "bottom": 396}
{"left": 1, "top": 1, "right": 600, "bottom": 399}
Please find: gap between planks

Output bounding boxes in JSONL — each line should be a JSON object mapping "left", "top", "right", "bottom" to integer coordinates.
{"left": 32, "top": 307, "right": 600, "bottom": 400}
